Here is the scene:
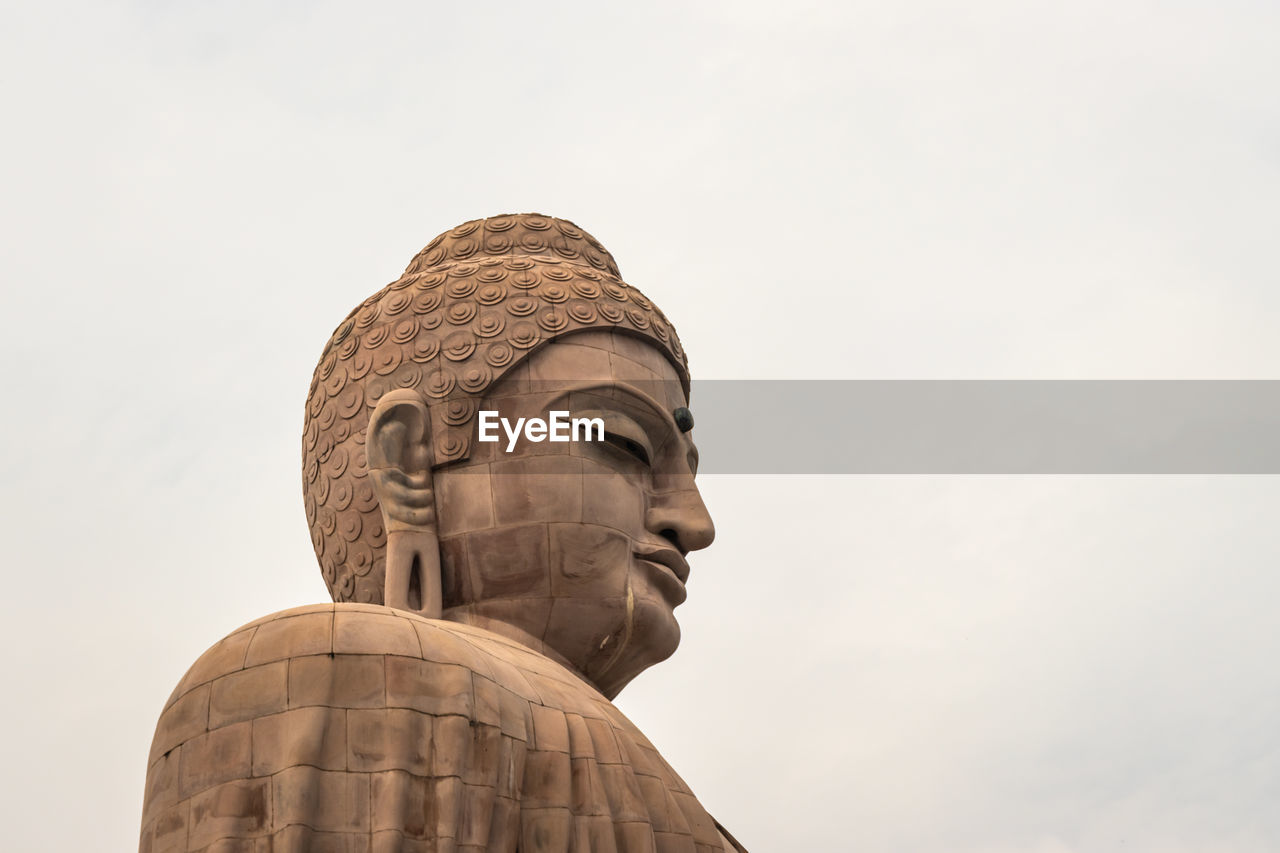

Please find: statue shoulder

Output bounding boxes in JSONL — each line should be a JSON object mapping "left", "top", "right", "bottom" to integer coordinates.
{"left": 141, "top": 604, "right": 719, "bottom": 852}
{"left": 151, "top": 603, "right": 595, "bottom": 758}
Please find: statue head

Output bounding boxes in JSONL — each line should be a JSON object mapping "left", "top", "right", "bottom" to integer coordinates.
{"left": 303, "top": 214, "right": 713, "bottom": 696}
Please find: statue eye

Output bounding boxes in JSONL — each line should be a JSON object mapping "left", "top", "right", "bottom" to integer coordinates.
{"left": 602, "top": 429, "right": 651, "bottom": 467}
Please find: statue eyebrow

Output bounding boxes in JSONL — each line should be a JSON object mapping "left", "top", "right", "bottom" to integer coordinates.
{"left": 605, "top": 386, "right": 699, "bottom": 473}
{"left": 556, "top": 380, "right": 699, "bottom": 470}
{"left": 604, "top": 385, "right": 677, "bottom": 433}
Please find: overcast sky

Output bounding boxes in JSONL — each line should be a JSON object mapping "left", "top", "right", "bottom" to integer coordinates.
{"left": 2, "top": 2, "right": 1278, "bottom": 851}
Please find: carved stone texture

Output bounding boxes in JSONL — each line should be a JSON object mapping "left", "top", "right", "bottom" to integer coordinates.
{"left": 141, "top": 215, "right": 744, "bottom": 852}
{"left": 303, "top": 214, "right": 688, "bottom": 608}
{"left": 141, "top": 606, "right": 743, "bottom": 852}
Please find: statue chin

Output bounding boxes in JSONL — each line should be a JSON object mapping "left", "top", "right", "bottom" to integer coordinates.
{"left": 587, "top": 613, "right": 682, "bottom": 700}
{"left": 443, "top": 574, "right": 683, "bottom": 701}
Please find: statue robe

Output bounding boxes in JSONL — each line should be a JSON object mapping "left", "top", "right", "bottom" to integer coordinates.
{"left": 140, "top": 603, "right": 746, "bottom": 852}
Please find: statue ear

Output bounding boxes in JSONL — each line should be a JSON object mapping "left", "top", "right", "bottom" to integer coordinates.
{"left": 367, "top": 389, "right": 442, "bottom": 619}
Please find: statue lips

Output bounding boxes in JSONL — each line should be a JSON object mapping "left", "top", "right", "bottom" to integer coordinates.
{"left": 633, "top": 545, "right": 691, "bottom": 604}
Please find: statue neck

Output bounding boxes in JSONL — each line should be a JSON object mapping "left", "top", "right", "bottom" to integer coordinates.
{"left": 442, "top": 608, "right": 603, "bottom": 692}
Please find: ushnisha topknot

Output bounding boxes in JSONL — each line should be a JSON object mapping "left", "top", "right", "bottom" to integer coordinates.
{"left": 303, "top": 213, "right": 689, "bottom": 604}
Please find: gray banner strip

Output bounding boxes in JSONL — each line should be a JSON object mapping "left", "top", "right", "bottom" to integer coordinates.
{"left": 686, "top": 381, "right": 1280, "bottom": 474}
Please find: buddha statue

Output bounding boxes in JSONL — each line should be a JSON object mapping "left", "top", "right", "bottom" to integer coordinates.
{"left": 139, "top": 214, "right": 746, "bottom": 852}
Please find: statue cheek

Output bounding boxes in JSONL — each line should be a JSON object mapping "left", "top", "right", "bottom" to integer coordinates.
{"left": 582, "top": 463, "right": 646, "bottom": 531}
{"left": 549, "top": 523, "right": 631, "bottom": 585}
{"left": 459, "top": 524, "right": 550, "bottom": 600}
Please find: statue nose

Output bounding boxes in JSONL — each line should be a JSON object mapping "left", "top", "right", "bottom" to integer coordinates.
{"left": 645, "top": 489, "right": 715, "bottom": 554}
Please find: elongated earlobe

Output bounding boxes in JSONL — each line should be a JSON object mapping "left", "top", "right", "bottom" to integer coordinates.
{"left": 367, "top": 389, "right": 442, "bottom": 619}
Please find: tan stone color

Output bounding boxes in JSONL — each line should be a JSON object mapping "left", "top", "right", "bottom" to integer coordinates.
{"left": 141, "top": 215, "right": 746, "bottom": 852}
{"left": 141, "top": 606, "right": 742, "bottom": 852}
{"left": 303, "top": 214, "right": 688, "bottom": 608}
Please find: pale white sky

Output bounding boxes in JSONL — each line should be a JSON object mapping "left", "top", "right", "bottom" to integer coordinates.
{"left": 2, "top": 2, "right": 1278, "bottom": 851}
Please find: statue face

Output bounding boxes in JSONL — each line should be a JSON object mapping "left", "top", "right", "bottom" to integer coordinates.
{"left": 432, "top": 330, "right": 714, "bottom": 697}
